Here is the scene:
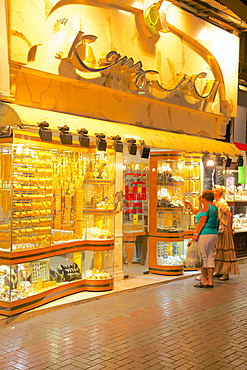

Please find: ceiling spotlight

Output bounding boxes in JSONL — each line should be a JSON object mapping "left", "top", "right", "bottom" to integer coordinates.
{"left": 215, "top": 154, "right": 224, "bottom": 167}
{"left": 58, "top": 125, "right": 72, "bottom": 145}
{"left": 96, "top": 133, "right": 107, "bottom": 151}
{"left": 112, "top": 135, "right": 123, "bottom": 153}
{"left": 0, "top": 126, "right": 12, "bottom": 138}
{"left": 140, "top": 140, "right": 150, "bottom": 159}
{"left": 38, "top": 121, "right": 52, "bottom": 142}
{"left": 225, "top": 155, "right": 232, "bottom": 168}
{"left": 127, "top": 138, "right": 137, "bottom": 155}
{"left": 202, "top": 152, "right": 214, "bottom": 167}
{"left": 78, "top": 128, "right": 90, "bottom": 148}
{"left": 237, "top": 155, "right": 244, "bottom": 167}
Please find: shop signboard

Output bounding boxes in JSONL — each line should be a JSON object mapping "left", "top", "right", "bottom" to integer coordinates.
{"left": 9, "top": 0, "right": 239, "bottom": 119}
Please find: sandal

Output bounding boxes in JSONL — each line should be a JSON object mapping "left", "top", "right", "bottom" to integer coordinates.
{"left": 194, "top": 282, "right": 208, "bottom": 288}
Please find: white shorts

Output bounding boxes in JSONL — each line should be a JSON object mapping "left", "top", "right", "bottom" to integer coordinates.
{"left": 198, "top": 234, "right": 218, "bottom": 268}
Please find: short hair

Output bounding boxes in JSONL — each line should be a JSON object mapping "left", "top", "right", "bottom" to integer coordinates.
{"left": 202, "top": 190, "right": 214, "bottom": 202}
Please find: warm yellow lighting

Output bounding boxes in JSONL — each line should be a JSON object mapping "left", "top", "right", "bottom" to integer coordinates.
{"left": 197, "top": 27, "right": 212, "bottom": 42}
{"left": 119, "top": 9, "right": 131, "bottom": 15}
{"left": 206, "top": 159, "right": 214, "bottom": 167}
{"left": 132, "top": 1, "right": 142, "bottom": 10}
{"left": 16, "top": 145, "right": 23, "bottom": 155}
{"left": 160, "top": 0, "right": 172, "bottom": 13}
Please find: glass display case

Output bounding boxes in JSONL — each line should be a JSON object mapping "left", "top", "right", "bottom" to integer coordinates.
{"left": 83, "top": 250, "right": 114, "bottom": 280}
{"left": 224, "top": 168, "right": 247, "bottom": 202}
{"left": 149, "top": 151, "right": 202, "bottom": 275}
{"left": 156, "top": 241, "right": 183, "bottom": 266}
{"left": 0, "top": 250, "right": 114, "bottom": 308}
{"left": 0, "top": 129, "right": 115, "bottom": 315}
{"left": 0, "top": 145, "right": 11, "bottom": 251}
{"left": 222, "top": 166, "right": 247, "bottom": 257}
{"left": 83, "top": 152, "right": 115, "bottom": 240}
{"left": 228, "top": 201, "right": 247, "bottom": 258}
{"left": 123, "top": 160, "right": 149, "bottom": 233}
{"left": 155, "top": 155, "right": 184, "bottom": 236}
{"left": 183, "top": 154, "right": 202, "bottom": 232}
{"left": 122, "top": 156, "right": 149, "bottom": 264}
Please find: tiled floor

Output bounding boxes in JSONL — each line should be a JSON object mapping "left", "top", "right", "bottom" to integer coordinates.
{"left": 0, "top": 262, "right": 246, "bottom": 369}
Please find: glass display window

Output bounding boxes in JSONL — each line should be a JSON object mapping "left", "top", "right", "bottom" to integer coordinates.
{"left": 12, "top": 144, "right": 54, "bottom": 251}
{"left": 123, "top": 156, "right": 149, "bottom": 234}
{"left": 83, "top": 151, "right": 115, "bottom": 240}
{"left": 0, "top": 253, "right": 82, "bottom": 303}
{"left": 0, "top": 130, "right": 116, "bottom": 314}
{"left": 183, "top": 154, "right": 202, "bottom": 231}
{"left": 224, "top": 168, "right": 247, "bottom": 202}
{"left": 0, "top": 134, "right": 116, "bottom": 251}
{"left": 156, "top": 240, "right": 184, "bottom": 266}
{"left": 157, "top": 208, "right": 183, "bottom": 233}
{"left": 149, "top": 152, "right": 202, "bottom": 275}
{"left": 82, "top": 250, "right": 114, "bottom": 280}
{"left": 83, "top": 212, "right": 114, "bottom": 240}
{"left": 0, "top": 145, "right": 13, "bottom": 252}
{"left": 0, "top": 248, "right": 114, "bottom": 304}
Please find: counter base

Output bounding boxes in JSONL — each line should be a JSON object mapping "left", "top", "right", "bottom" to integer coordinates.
{"left": 0, "top": 278, "right": 114, "bottom": 316}
{"left": 149, "top": 266, "right": 184, "bottom": 275}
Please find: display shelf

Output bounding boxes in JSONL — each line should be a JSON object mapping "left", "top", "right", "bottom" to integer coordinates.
{"left": 0, "top": 129, "right": 116, "bottom": 315}
{"left": 149, "top": 151, "right": 202, "bottom": 275}
{"left": 123, "top": 165, "right": 148, "bottom": 231}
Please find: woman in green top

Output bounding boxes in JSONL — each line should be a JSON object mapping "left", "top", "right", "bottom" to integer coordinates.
{"left": 186, "top": 190, "right": 218, "bottom": 288}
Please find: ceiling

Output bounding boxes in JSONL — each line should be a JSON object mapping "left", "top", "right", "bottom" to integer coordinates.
{"left": 173, "top": 0, "right": 247, "bottom": 86}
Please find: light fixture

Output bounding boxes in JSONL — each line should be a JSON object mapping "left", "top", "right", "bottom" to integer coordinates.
{"left": 78, "top": 128, "right": 90, "bottom": 148}
{"left": 215, "top": 154, "right": 224, "bottom": 167}
{"left": 38, "top": 121, "right": 52, "bottom": 142}
{"left": 202, "top": 152, "right": 214, "bottom": 167}
{"left": 237, "top": 155, "right": 244, "bottom": 167}
{"left": 0, "top": 126, "right": 12, "bottom": 138}
{"left": 225, "top": 155, "right": 232, "bottom": 168}
{"left": 140, "top": 140, "right": 150, "bottom": 159}
{"left": 127, "top": 138, "right": 137, "bottom": 155}
{"left": 96, "top": 133, "right": 107, "bottom": 151}
{"left": 112, "top": 135, "right": 123, "bottom": 153}
{"left": 58, "top": 125, "right": 72, "bottom": 145}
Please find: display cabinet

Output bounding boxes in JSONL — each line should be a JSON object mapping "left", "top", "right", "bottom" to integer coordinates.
{"left": 122, "top": 158, "right": 149, "bottom": 264}
{"left": 228, "top": 201, "right": 247, "bottom": 257}
{"left": 0, "top": 129, "right": 115, "bottom": 316}
{"left": 149, "top": 152, "right": 184, "bottom": 275}
{"left": 183, "top": 153, "right": 202, "bottom": 233}
{"left": 149, "top": 151, "right": 202, "bottom": 275}
{"left": 224, "top": 168, "right": 247, "bottom": 202}
{"left": 223, "top": 167, "right": 247, "bottom": 257}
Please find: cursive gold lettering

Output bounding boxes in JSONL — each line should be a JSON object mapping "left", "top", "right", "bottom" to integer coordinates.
{"left": 62, "top": 31, "right": 220, "bottom": 101}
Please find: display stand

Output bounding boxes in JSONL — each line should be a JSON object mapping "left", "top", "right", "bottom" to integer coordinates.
{"left": 228, "top": 201, "right": 247, "bottom": 257}
{"left": 148, "top": 151, "right": 202, "bottom": 275}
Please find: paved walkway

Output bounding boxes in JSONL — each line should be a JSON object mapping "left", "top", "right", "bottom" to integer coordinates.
{"left": 0, "top": 263, "right": 247, "bottom": 370}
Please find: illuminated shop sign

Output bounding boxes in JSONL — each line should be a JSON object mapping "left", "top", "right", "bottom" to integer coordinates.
{"left": 58, "top": 31, "right": 220, "bottom": 101}
{"left": 10, "top": 1, "right": 238, "bottom": 116}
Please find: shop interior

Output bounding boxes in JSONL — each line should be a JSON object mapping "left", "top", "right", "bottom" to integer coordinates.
{"left": 0, "top": 126, "right": 246, "bottom": 315}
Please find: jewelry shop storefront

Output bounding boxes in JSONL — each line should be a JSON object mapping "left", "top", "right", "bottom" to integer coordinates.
{"left": 0, "top": 0, "right": 242, "bottom": 315}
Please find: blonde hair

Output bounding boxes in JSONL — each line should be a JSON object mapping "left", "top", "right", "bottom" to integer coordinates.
{"left": 213, "top": 185, "right": 226, "bottom": 196}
